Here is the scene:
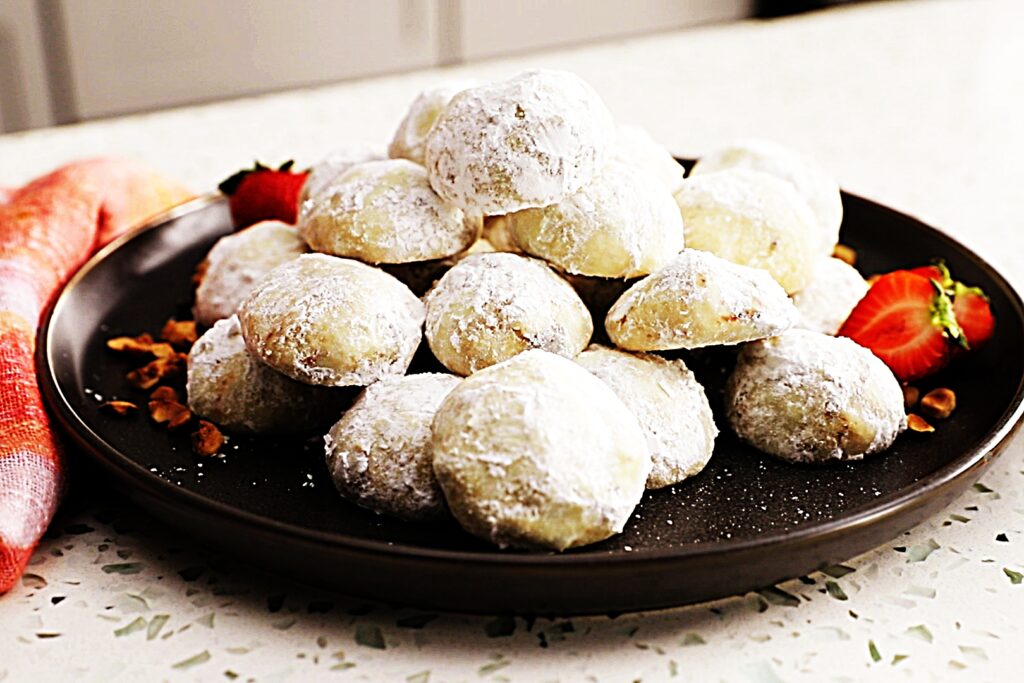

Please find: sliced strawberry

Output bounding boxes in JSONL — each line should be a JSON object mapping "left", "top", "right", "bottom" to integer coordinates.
{"left": 952, "top": 282, "right": 995, "bottom": 349}
{"left": 218, "top": 160, "right": 309, "bottom": 229}
{"left": 838, "top": 271, "right": 965, "bottom": 381}
{"left": 906, "top": 261, "right": 953, "bottom": 292}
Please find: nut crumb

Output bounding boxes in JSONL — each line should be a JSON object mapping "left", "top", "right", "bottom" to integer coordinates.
{"left": 833, "top": 244, "right": 857, "bottom": 266}
{"left": 148, "top": 398, "right": 190, "bottom": 426}
{"left": 902, "top": 385, "right": 920, "bottom": 411}
{"left": 191, "top": 420, "right": 224, "bottom": 457}
{"left": 907, "top": 413, "right": 935, "bottom": 433}
{"left": 150, "top": 386, "right": 179, "bottom": 403}
{"left": 920, "top": 387, "right": 956, "bottom": 420}
{"left": 161, "top": 319, "right": 198, "bottom": 348}
{"left": 126, "top": 353, "right": 187, "bottom": 389}
{"left": 99, "top": 400, "right": 138, "bottom": 416}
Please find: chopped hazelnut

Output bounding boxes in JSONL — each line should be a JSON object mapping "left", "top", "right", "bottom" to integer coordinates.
{"left": 920, "top": 387, "right": 956, "bottom": 420}
{"left": 107, "top": 333, "right": 174, "bottom": 358}
{"left": 902, "top": 385, "right": 920, "bottom": 411}
{"left": 126, "top": 353, "right": 187, "bottom": 389}
{"left": 907, "top": 413, "right": 935, "bottom": 433}
{"left": 833, "top": 244, "right": 858, "bottom": 267}
{"left": 148, "top": 398, "right": 190, "bottom": 425}
{"left": 150, "top": 386, "right": 179, "bottom": 403}
{"left": 161, "top": 319, "right": 198, "bottom": 348}
{"left": 99, "top": 400, "right": 138, "bottom": 416}
{"left": 191, "top": 420, "right": 224, "bottom": 457}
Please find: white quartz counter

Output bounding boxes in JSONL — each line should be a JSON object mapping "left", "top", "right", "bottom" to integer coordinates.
{"left": 2, "top": 1, "right": 1023, "bottom": 680}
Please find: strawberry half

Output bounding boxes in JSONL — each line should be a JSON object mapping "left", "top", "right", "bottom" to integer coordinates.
{"left": 952, "top": 282, "right": 995, "bottom": 349}
{"left": 838, "top": 270, "right": 966, "bottom": 381}
{"left": 218, "top": 160, "right": 309, "bottom": 229}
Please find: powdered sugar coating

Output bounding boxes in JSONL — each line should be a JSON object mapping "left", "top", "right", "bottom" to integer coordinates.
{"left": 692, "top": 138, "right": 843, "bottom": 255}
{"left": 613, "top": 124, "right": 686, "bottom": 192}
{"left": 193, "top": 221, "right": 306, "bottom": 327}
{"left": 299, "top": 159, "right": 477, "bottom": 264}
{"left": 793, "top": 257, "right": 868, "bottom": 334}
{"left": 606, "top": 248, "right": 797, "bottom": 351}
{"left": 300, "top": 142, "right": 386, "bottom": 205}
{"left": 507, "top": 161, "right": 684, "bottom": 278}
{"left": 425, "top": 69, "right": 615, "bottom": 214}
{"left": 726, "top": 329, "right": 906, "bottom": 463}
{"left": 389, "top": 82, "right": 475, "bottom": 166}
{"left": 577, "top": 345, "right": 718, "bottom": 489}
{"left": 325, "top": 373, "right": 461, "bottom": 521}
{"left": 674, "top": 168, "right": 818, "bottom": 293}
{"left": 187, "top": 316, "right": 350, "bottom": 433}
{"left": 237, "top": 253, "right": 424, "bottom": 387}
{"left": 423, "top": 252, "right": 593, "bottom": 376}
{"left": 431, "top": 350, "right": 650, "bottom": 550}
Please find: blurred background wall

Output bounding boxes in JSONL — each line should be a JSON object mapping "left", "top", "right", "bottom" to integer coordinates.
{"left": 0, "top": 0, "right": 855, "bottom": 134}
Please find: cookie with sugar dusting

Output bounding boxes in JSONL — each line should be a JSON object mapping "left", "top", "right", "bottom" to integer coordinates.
{"left": 613, "top": 124, "right": 685, "bottom": 192}
{"left": 606, "top": 249, "right": 796, "bottom": 351}
{"left": 425, "top": 69, "right": 615, "bottom": 214}
{"left": 237, "top": 253, "right": 424, "bottom": 387}
{"left": 577, "top": 345, "right": 717, "bottom": 489}
{"left": 187, "top": 316, "right": 352, "bottom": 434}
{"left": 300, "top": 142, "right": 386, "bottom": 205}
{"left": 726, "top": 329, "right": 906, "bottom": 463}
{"left": 674, "top": 169, "right": 818, "bottom": 293}
{"left": 792, "top": 257, "right": 868, "bottom": 335}
{"left": 691, "top": 138, "right": 843, "bottom": 255}
{"left": 325, "top": 373, "right": 461, "bottom": 521}
{"left": 194, "top": 220, "right": 307, "bottom": 328}
{"left": 431, "top": 350, "right": 650, "bottom": 551}
{"left": 300, "top": 159, "right": 478, "bottom": 265}
{"left": 423, "top": 252, "right": 593, "bottom": 376}
{"left": 389, "top": 82, "right": 475, "bottom": 166}
{"left": 507, "top": 161, "right": 684, "bottom": 279}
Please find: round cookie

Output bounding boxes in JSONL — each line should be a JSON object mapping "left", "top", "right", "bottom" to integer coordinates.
{"left": 423, "top": 252, "right": 593, "bottom": 376}
{"left": 389, "top": 82, "right": 474, "bottom": 166}
{"left": 691, "top": 139, "right": 843, "bottom": 254}
{"left": 605, "top": 249, "right": 797, "bottom": 351}
{"left": 300, "top": 142, "right": 386, "bottom": 205}
{"left": 425, "top": 69, "right": 615, "bottom": 214}
{"left": 673, "top": 168, "right": 818, "bottom": 293}
{"left": 613, "top": 124, "right": 685, "bottom": 192}
{"left": 187, "top": 316, "right": 350, "bottom": 433}
{"left": 431, "top": 350, "right": 651, "bottom": 551}
{"left": 507, "top": 161, "right": 684, "bottom": 278}
{"left": 325, "top": 373, "right": 461, "bottom": 521}
{"left": 193, "top": 220, "right": 307, "bottom": 327}
{"left": 792, "top": 257, "right": 868, "bottom": 335}
{"left": 726, "top": 329, "right": 906, "bottom": 463}
{"left": 300, "top": 159, "right": 478, "bottom": 264}
{"left": 237, "top": 253, "right": 424, "bottom": 387}
{"left": 577, "top": 345, "right": 717, "bottom": 489}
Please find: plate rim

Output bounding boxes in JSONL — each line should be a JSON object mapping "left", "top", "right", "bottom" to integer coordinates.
{"left": 37, "top": 192, "right": 1024, "bottom": 568}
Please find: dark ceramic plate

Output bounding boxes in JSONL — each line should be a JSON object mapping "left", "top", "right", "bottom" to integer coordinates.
{"left": 38, "top": 178, "right": 1024, "bottom": 616}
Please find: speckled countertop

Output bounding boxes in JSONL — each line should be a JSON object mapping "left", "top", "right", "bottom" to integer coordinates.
{"left": 2, "top": 1, "right": 1024, "bottom": 680}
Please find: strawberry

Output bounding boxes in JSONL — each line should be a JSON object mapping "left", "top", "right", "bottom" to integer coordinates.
{"left": 838, "top": 270, "right": 966, "bottom": 381}
{"left": 218, "top": 160, "right": 308, "bottom": 229}
{"left": 907, "top": 262, "right": 953, "bottom": 291}
{"left": 952, "top": 282, "right": 995, "bottom": 349}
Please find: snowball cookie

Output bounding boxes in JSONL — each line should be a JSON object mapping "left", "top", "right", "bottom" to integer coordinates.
{"left": 193, "top": 221, "right": 307, "bottom": 328}
{"left": 431, "top": 350, "right": 651, "bottom": 550}
{"left": 577, "top": 345, "right": 718, "bottom": 489}
{"left": 506, "top": 161, "right": 684, "bottom": 278}
{"left": 299, "top": 159, "right": 478, "bottom": 264}
{"left": 423, "top": 252, "right": 593, "bottom": 376}
{"left": 606, "top": 249, "right": 797, "bottom": 351}
{"left": 674, "top": 169, "right": 818, "bottom": 293}
{"left": 187, "top": 316, "right": 348, "bottom": 433}
{"left": 691, "top": 139, "right": 843, "bottom": 254}
{"left": 300, "top": 142, "right": 386, "bottom": 205}
{"left": 388, "top": 82, "right": 474, "bottom": 166}
{"left": 726, "top": 329, "right": 906, "bottom": 463}
{"left": 425, "top": 69, "right": 616, "bottom": 215}
{"left": 792, "top": 257, "right": 868, "bottom": 335}
{"left": 613, "top": 124, "right": 685, "bottom": 192}
{"left": 325, "top": 373, "right": 461, "bottom": 521}
{"left": 238, "top": 253, "right": 424, "bottom": 386}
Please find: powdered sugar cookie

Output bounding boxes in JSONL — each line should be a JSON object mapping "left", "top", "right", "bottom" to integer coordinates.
{"left": 425, "top": 69, "right": 615, "bottom": 214}
{"left": 300, "top": 142, "right": 386, "bottom": 205}
{"left": 237, "top": 253, "right": 423, "bottom": 386}
{"left": 792, "top": 257, "right": 868, "bottom": 334}
{"left": 389, "top": 82, "right": 475, "bottom": 166}
{"left": 613, "top": 124, "right": 685, "bottom": 192}
{"left": 431, "top": 350, "right": 650, "bottom": 550}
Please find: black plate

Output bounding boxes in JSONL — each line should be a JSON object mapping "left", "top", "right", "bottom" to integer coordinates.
{"left": 38, "top": 184, "right": 1024, "bottom": 615}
